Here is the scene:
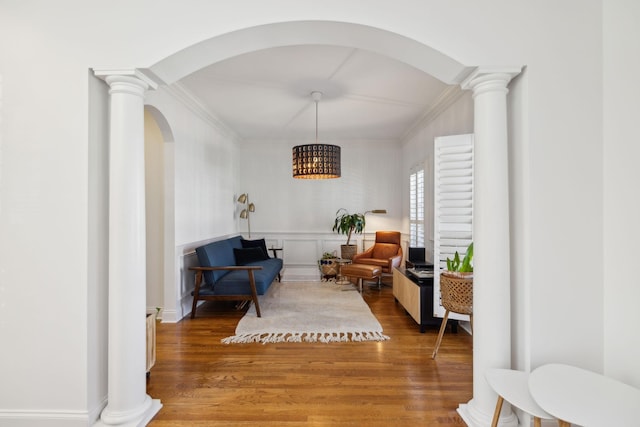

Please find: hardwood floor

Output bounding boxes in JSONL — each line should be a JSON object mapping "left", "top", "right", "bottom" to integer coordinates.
{"left": 147, "top": 283, "right": 473, "bottom": 426}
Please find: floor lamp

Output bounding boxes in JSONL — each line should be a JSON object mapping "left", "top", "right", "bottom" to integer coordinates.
{"left": 237, "top": 193, "right": 255, "bottom": 238}
{"left": 362, "top": 209, "right": 387, "bottom": 251}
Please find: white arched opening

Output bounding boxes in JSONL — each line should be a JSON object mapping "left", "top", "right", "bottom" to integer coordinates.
{"left": 147, "top": 21, "right": 475, "bottom": 87}
{"left": 96, "top": 20, "right": 520, "bottom": 427}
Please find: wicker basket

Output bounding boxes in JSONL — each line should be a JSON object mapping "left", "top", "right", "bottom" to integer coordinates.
{"left": 439, "top": 274, "right": 473, "bottom": 315}
{"left": 319, "top": 258, "right": 339, "bottom": 276}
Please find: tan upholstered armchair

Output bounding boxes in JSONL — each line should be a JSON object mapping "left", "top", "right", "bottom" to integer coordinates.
{"left": 352, "top": 231, "right": 403, "bottom": 274}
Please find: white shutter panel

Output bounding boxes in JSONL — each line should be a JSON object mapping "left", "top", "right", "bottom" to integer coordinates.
{"left": 433, "top": 134, "right": 474, "bottom": 319}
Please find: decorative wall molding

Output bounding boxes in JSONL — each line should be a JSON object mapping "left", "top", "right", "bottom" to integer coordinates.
{"left": 162, "top": 82, "right": 243, "bottom": 143}
{"left": 401, "top": 85, "right": 466, "bottom": 144}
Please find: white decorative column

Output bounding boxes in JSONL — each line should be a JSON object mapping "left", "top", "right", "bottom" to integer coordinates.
{"left": 94, "top": 69, "right": 162, "bottom": 426}
{"left": 458, "top": 68, "right": 521, "bottom": 427}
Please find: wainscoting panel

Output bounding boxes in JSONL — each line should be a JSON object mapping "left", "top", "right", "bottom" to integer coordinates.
{"left": 280, "top": 238, "right": 319, "bottom": 266}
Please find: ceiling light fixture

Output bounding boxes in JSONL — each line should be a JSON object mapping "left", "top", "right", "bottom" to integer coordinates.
{"left": 292, "top": 91, "right": 341, "bottom": 179}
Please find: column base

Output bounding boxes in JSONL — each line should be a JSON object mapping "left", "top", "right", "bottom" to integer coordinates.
{"left": 96, "top": 395, "right": 162, "bottom": 427}
{"left": 458, "top": 399, "right": 518, "bottom": 427}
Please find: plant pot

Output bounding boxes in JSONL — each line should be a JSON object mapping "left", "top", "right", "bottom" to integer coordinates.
{"left": 441, "top": 271, "right": 474, "bottom": 279}
{"left": 319, "top": 258, "right": 339, "bottom": 276}
{"left": 340, "top": 244, "right": 357, "bottom": 260}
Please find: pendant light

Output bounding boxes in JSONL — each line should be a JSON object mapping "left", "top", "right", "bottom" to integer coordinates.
{"left": 292, "top": 91, "right": 341, "bottom": 179}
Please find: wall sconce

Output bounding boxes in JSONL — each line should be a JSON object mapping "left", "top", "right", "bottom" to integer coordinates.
{"left": 362, "top": 209, "right": 388, "bottom": 251}
{"left": 237, "top": 193, "right": 255, "bottom": 237}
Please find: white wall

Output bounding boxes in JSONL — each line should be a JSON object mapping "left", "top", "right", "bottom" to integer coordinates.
{"left": 603, "top": 0, "right": 640, "bottom": 386}
{"left": 238, "top": 139, "right": 403, "bottom": 235}
{"left": 0, "top": 1, "right": 632, "bottom": 425}
{"left": 87, "top": 72, "right": 110, "bottom": 424}
{"left": 525, "top": 3, "right": 604, "bottom": 372}
{"left": 144, "top": 111, "right": 165, "bottom": 311}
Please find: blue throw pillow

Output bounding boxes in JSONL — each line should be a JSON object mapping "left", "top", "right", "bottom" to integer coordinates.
{"left": 240, "top": 238, "right": 269, "bottom": 259}
{"left": 234, "top": 247, "right": 268, "bottom": 265}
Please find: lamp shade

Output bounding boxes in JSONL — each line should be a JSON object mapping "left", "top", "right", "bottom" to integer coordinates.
{"left": 292, "top": 144, "right": 341, "bottom": 179}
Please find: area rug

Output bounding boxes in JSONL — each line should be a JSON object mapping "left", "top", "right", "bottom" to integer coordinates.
{"left": 221, "top": 281, "right": 390, "bottom": 344}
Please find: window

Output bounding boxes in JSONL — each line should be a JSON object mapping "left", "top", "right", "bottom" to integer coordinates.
{"left": 409, "top": 167, "right": 425, "bottom": 247}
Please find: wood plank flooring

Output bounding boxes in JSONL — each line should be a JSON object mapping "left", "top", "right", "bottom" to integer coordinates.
{"left": 147, "top": 283, "right": 473, "bottom": 426}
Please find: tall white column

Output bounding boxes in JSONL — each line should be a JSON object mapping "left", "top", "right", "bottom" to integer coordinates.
{"left": 94, "top": 70, "right": 162, "bottom": 426}
{"left": 458, "top": 68, "right": 520, "bottom": 427}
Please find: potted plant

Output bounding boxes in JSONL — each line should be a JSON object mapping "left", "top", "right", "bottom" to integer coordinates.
{"left": 443, "top": 242, "right": 474, "bottom": 278}
{"left": 332, "top": 208, "right": 365, "bottom": 259}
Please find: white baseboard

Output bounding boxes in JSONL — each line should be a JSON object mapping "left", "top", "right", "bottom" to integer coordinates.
{"left": 280, "top": 266, "right": 321, "bottom": 282}
{"left": 158, "top": 308, "right": 179, "bottom": 323}
{"left": 0, "top": 410, "right": 89, "bottom": 427}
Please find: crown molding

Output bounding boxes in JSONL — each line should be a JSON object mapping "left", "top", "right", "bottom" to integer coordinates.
{"left": 161, "top": 82, "right": 244, "bottom": 143}
{"left": 400, "top": 85, "right": 466, "bottom": 144}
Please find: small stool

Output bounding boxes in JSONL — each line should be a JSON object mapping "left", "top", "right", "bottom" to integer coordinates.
{"left": 485, "top": 368, "right": 559, "bottom": 427}
{"left": 340, "top": 264, "right": 382, "bottom": 293}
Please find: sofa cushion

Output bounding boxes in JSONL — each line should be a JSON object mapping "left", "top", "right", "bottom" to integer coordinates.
{"left": 195, "top": 239, "right": 236, "bottom": 284}
{"left": 215, "top": 258, "right": 283, "bottom": 295}
{"left": 234, "top": 247, "right": 268, "bottom": 265}
{"left": 241, "top": 238, "right": 269, "bottom": 259}
{"left": 227, "top": 235, "right": 243, "bottom": 250}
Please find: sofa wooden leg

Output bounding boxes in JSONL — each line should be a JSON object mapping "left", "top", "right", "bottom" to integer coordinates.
{"left": 191, "top": 271, "right": 203, "bottom": 319}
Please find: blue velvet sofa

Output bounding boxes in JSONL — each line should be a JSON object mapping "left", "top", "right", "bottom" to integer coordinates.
{"left": 189, "top": 236, "right": 283, "bottom": 318}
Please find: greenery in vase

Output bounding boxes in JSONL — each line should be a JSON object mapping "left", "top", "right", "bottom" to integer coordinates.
{"left": 321, "top": 251, "right": 337, "bottom": 259}
{"left": 446, "top": 242, "right": 474, "bottom": 272}
{"left": 332, "top": 208, "right": 365, "bottom": 245}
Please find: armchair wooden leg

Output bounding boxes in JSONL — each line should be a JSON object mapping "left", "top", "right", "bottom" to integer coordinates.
{"left": 432, "top": 310, "right": 450, "bottom": 359}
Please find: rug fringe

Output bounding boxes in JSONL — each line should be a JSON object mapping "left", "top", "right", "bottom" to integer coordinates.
{"left": 222, "top": 331, "right": 390, "bottom": 345}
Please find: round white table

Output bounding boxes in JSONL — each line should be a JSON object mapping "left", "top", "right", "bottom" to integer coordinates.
{"left": 529, "top": 363, "right": 640, "bottom": 427}
{"left": 485, "top": 368, "right": 555, "bottom": 427}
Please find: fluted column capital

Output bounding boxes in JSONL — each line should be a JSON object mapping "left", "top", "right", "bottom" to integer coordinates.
{"left": 461, "top": 67, "right": 521, "bottom": 96}
{"left": 93, "top": 68, "right": 159, "bottom": 96}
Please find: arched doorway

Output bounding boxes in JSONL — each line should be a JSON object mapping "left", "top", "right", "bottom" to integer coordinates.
{"left": 95, "top": 20, "right": 519, "bottom": 427}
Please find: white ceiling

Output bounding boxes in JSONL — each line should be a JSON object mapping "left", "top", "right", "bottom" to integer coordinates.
{"left": 178, "top": 45, "right": 456, "bottom": 143}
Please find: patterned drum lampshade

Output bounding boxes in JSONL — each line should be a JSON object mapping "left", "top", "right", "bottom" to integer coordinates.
{"left": 292, "top": 144, "right": 341, "bottom": 179}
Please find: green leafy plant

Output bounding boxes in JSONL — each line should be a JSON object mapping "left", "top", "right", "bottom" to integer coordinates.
{"left": 446, "top": 242, "right": 474, "bottom": 272}
{"left": 321, "top": 251, "right": 337, "bottom": 259}
{"left": 332, "top": 208, "right": 365, "bottom": 245}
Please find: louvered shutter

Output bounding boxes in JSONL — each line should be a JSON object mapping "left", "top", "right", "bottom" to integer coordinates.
{"left": 433, "top": 134, "right": 474, "bottom": 319}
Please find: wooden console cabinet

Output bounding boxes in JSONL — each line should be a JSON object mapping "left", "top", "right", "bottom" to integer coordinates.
{"left": 393, "top": 267, "right": 458, "bottom": 333}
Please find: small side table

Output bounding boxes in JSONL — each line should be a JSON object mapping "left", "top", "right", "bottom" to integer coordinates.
{"left": 485, "top": 368, "right": 556, "bottom": 427}
{"left": 335, "top": 258, "right": 352, "bottom": 285}
{"left": 529, "top": 363, "right": 640, "bottom": 427}
{"left": 269, "top": 247, "right": 283, "bottom": 258}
